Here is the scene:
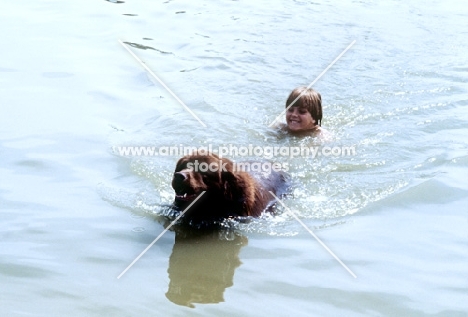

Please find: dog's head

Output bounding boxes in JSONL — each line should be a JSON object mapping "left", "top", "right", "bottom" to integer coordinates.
{"left": 171, "top": 154, "right": 251, "bottom": 221}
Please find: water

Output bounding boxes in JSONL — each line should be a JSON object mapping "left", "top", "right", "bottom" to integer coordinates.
{"left": 1, "top": 0, "right": 467, "bottom": 316}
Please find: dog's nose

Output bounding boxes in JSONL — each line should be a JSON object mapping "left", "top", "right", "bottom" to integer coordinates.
{"left": 173, "top": 172, "right": 188, "bottom": 183}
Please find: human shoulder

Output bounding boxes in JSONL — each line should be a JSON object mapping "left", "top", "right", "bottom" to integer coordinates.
{"left": 314, "top": 127, "right": 333, "bottom": 141}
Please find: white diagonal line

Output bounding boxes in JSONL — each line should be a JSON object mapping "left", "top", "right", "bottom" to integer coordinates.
{"left": 269, "top": 191, "right": 357, "bottom": 278}
{"left": 118, "top": 39, "right": 207, "bottom": 128}
{"left": 269, "top": 40, "right": 356, "bottom": 127}
{"left": 117, "top": 191, "right": 206, "bottom": 279}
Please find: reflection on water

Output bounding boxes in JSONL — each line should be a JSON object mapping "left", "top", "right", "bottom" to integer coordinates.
{"left": 165, "top": 228, "right": 247, "bottom": 308}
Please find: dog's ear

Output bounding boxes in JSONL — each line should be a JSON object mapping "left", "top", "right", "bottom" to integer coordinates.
{"left": 222, "top": 171, "right": 245, "bottom": 202}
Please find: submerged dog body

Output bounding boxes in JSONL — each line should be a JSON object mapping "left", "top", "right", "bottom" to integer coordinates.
{"left": 171, "top": 154, "right": 288, "bottom": 222}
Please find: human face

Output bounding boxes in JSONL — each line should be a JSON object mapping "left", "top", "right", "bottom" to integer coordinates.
{"left": 286, "top": 106, "right": 316, "bottom": 131}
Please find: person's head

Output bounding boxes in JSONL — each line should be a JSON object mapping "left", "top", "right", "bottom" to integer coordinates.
{"left": 285, "top": 87, "right": 322, "bottom": 132}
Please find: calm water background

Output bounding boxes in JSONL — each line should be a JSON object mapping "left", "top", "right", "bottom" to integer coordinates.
{"left": 1, "top": 0, "right": 467, "bottom": 316}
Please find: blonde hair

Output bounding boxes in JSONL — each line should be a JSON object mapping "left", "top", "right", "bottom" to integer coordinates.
{"left": 286, "top": 87, "right": 322, "bottom": 126}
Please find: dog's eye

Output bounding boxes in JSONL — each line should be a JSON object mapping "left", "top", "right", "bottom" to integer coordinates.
{"left": 202, "top": 174, "right": 212, "bottom": 180}
{"left": 201, "top": 173, "right": 217, "bottom": 182}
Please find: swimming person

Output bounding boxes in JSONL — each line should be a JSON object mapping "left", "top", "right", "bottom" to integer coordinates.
{"left": 281, "top": 86, "right": 328, "bottom": 138}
